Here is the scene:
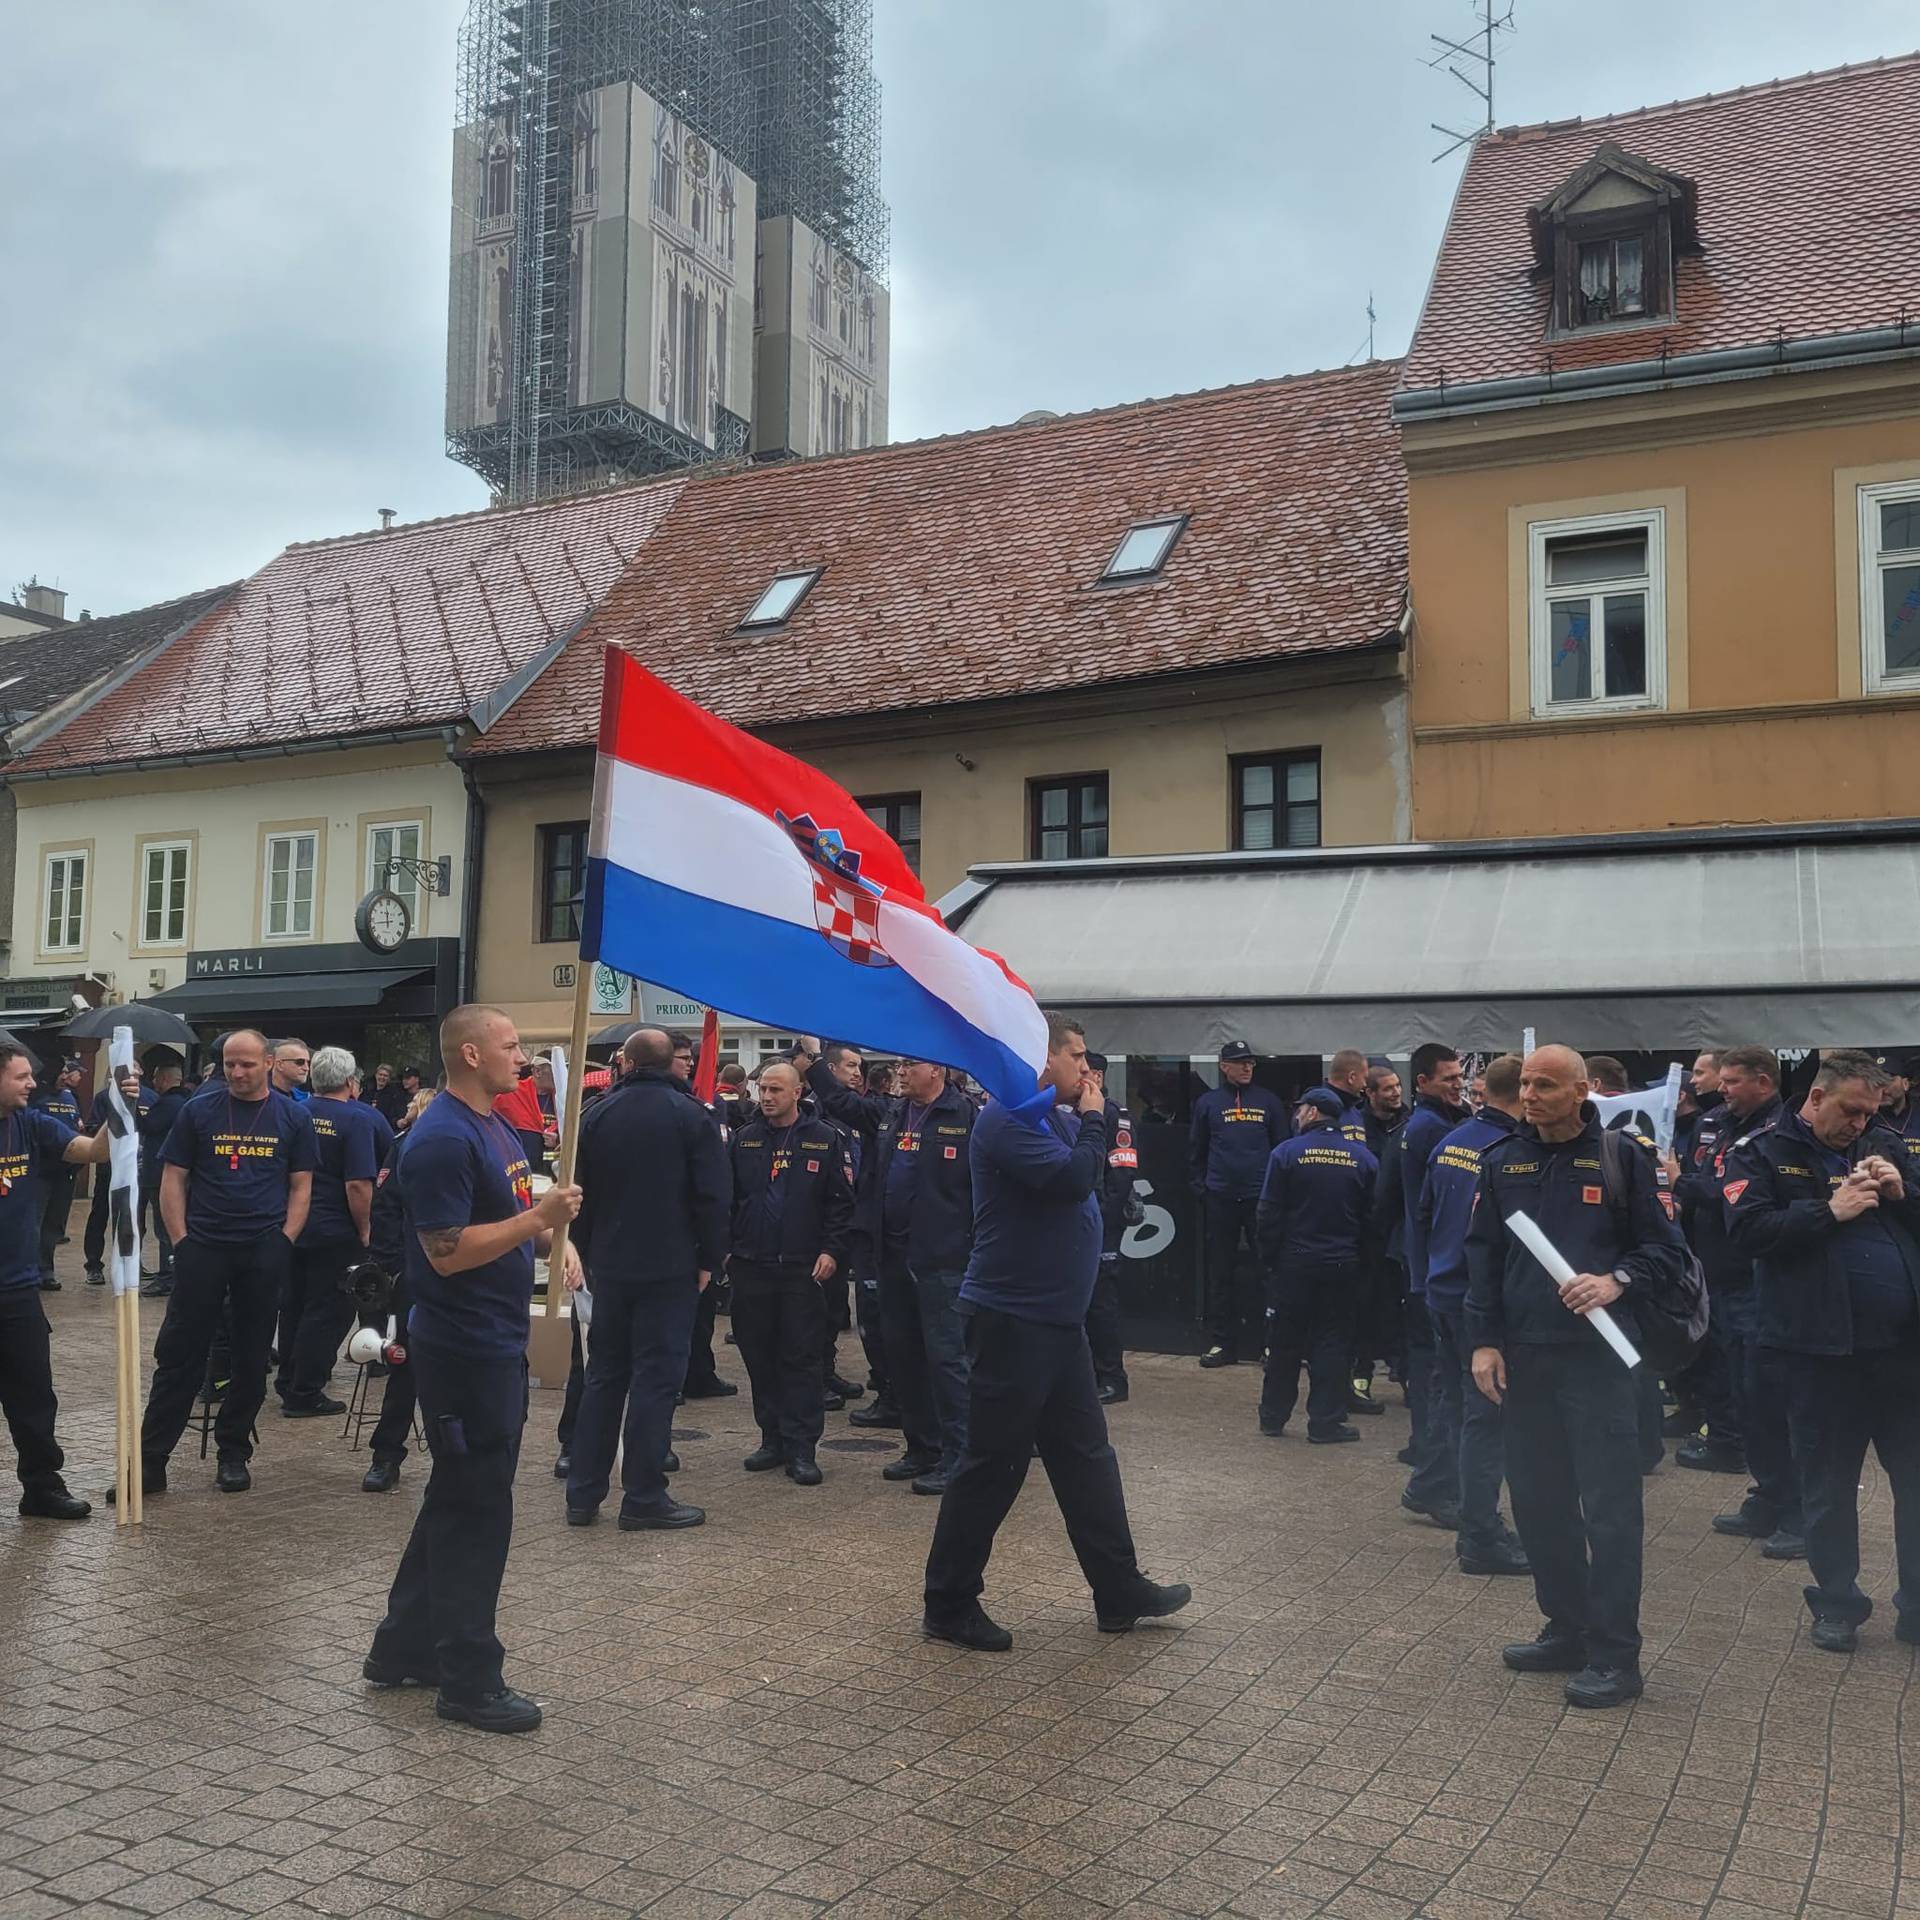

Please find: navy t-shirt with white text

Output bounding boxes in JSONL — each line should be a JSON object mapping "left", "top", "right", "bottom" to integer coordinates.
{"left": 0, "top": 1107, "right": 77, "bottom": 1288}
{"left": 162, "top": 1085, "right": 318, "bottom": 1242}
{"left": 400, "top": 1093, "right": 537, "bottom": 1359}
{"left": 302, "top": 1097, "right": 395, "bottom": 1247}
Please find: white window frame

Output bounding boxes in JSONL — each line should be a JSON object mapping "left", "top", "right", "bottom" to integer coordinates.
{"left": 1859, "top": 478, "right": 1920, "bottom": 696}
{"left": 141, "top": 840, "right": 191, "bottom": 948}
{"left": 367, "top": 819, "right": 426, "bottom": 932}
{"left": 1527, "top": 507, "right": 1667, "bottom": 718}
{"left": 263, "top": 831, "right": 318, "bottom": 941}
{"left": 43, "top": 851, "right": 86, "bottom": 954}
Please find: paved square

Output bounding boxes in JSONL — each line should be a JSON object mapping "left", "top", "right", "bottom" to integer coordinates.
{"left": 4, "top": 1245, "right": 1913, "bottom": 1920}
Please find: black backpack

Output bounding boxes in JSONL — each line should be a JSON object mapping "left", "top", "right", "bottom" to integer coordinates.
{"left": 1596, "top": 1126, "right": 1709, "bottom": 1374}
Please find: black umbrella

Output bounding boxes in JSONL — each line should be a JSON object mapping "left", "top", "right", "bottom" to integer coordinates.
{"left": 587, "top": 1017, "right": 646, "bottom": 1057}
{"left": 63, "top": 1002, "right": 199, "bottom": 1046}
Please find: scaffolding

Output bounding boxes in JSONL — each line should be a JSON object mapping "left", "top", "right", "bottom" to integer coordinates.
{"left": 449, "top": 0, "right": 757, "bottom": 500}
{"left": 447, "top": 0, "right": 886, "bottom": 501}
{"left": 726, "top": 0, "right": 889, "bottom": 281}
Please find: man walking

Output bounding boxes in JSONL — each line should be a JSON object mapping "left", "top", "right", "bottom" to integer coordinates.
{"left": 923, "top": 1014, "right": 1189, "bottom": 1651}
{"left": 566, "top": 1029, "right": 729, "bottom": 1531}
{"left": 364, "top": 1005, "right": 581, "bottom": 1733}
{"left": 1467, "top": 1045, "right": 1687, "bottom": 1707}
{"left": 128, "top": 1032, "right": 316, "bottom": 1496}
{"left": 1190, "top": 1041, "right": 1289, "bottom": 1367}
{"left": 270, "top": 1039, "right": 312, "bottom": 1102}
{"left": 279, "top": 1048, "right": 392, "bottom": 1417}
{"left": 1723, "top": 1049, "right": 1920, "bottom": 1652}
{"left": 1418, "top": 1054, "right": 1529, "bottom": 1576}
{"left": 1, "top": 1040, "right": 122, "bottom": 1519}
{"left": 728, "top": 1062, "right": 854, "bottom": 1486}
{"left": 1255, "top": 1088, "right": 1377, "bottom": 1444}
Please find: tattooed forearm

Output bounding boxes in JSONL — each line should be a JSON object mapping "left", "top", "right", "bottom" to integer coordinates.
{"left": 420, "top": 1227, "right": 463, "bottom": 1261}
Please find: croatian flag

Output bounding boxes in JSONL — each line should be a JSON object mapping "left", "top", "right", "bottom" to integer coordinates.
{"left": 582, "top": 648, "right": 1050, "bottom": 1110}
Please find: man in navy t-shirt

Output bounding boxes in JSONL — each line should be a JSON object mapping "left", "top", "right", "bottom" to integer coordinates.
{"left": 365, "top": 1004, "right": 581, "bottom": 1735}
{"left": 31, "top": 1058, "right": 85, "bottom": 1289}
{"left": 130, "top": 1029, "right": 317, "bottom": 1497}
{"left": 0, "top": 1038, "right": 122, "bottom": 1519}
{"left": 278, "top": 1047, "right": 394, "bottom": 1416}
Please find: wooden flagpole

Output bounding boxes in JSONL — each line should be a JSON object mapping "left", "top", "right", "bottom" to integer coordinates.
{"left": 114, "top": 1288, "right": 131, "bottom": 1527}
{"left": 128, "top": 1289, "right": 142, "bottom": 1524}
{"left": 543, "top": 963, "right": 595, "bottom": 1317}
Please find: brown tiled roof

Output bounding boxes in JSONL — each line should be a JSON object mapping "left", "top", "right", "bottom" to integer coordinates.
{"left": 473, "top": 361, "right": 1407, "bottom": 755}
{"left": 0, "top": 583, "right": 237, "bottom": 741}
{"left": 12, "top": 479, "right": 686, "bottom": 774}
{"left": 1402, "top": 53, "right": 1920, "bottom": 392}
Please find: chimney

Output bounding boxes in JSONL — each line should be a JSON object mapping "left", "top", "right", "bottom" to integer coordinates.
{"left": 377, "top": 507, "right": 398, "bottom": 532}
{"left": 19, "top": 579, "right": 66, "bottom": 621}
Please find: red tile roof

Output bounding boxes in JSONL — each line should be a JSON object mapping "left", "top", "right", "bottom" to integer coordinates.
{"left": 1402, "top": 53, "right": 1920, "bottom": 392}
{"left": 12, "top": 479, "right": 685, "bottom": 774}
{"left": 474, "top": 361, "right": 1408, "bottom": 755}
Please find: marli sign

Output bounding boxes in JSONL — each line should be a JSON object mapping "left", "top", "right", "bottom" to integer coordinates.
{"left": 189, "top": 952, "right": 268, "bottom": 977}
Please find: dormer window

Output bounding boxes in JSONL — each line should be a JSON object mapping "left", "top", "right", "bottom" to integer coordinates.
{"left": 1529, "top": 142, "right": 1697, "bottom": 337}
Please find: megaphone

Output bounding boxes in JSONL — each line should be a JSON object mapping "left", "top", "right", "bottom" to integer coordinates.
{"left": 349, "top": 1314, "right": 406, "bottom": 1368}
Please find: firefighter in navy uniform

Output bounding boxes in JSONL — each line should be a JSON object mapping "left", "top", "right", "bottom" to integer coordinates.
{"left": 1083, "top": 1053, "right": 1139, "bottom": 1405}
{"left": 729, "top": 1061, "right": 855, "bottom": 1486}
{"left": 1189, "top": 1040, "right": 1289, "bottom": 1367}
{"left": 796, "top": 1039, "right": 977, "bottom": 1491}
{"left": 1466, "top": 1045, "right": 1688, "bottom": 1710}
{"left": 1668, "top": 1047, "right": 1796, "bottom": 1547}
{"left": 31, "top": 1060, "right": 85, "bottom": 1290}
{"left": 1721, "top": 1049, "right": 1920, "bottom": 1654}
{"left": 1256, "top": 1089, "right": 1378, "bottom": 1443}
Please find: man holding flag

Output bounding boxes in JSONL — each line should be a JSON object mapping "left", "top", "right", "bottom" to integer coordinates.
{"left": 563, "top": 645, "right": 1190, "bottom": 1651}
{"left": 922, "top": 1014, "right": 1190, "bottom": 1649}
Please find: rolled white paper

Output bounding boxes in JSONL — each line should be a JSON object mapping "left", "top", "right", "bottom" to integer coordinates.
{"left": 1504, "top": 1210, "right": 1643, "bottom": 1370}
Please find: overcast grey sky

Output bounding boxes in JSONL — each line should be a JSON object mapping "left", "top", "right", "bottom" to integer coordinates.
{"left": 3, "top": 1, "right": 1914, "bottom": 615}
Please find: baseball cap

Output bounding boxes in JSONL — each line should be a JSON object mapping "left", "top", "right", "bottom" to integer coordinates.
{"left": 1218, "top": 1040, "right": 1255, "bottom": 1063}
{"left": 1298, "top": 1085, "right": 1345, "bottom": 1119}
{"left": 1084, "top": 1051, "right": 1108, "bottom": 1074}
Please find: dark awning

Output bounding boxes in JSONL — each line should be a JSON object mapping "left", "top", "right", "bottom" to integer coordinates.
{"left": 947, "top": 822, "right": 1920, "bottom": 1055}
{"left": 148, "top": 967, "right": 430, "bottom": 1018}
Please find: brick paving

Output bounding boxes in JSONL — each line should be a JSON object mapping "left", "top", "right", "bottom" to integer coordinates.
{"left": 4, "top": 1235, "right": 1915, "bottom": 1920}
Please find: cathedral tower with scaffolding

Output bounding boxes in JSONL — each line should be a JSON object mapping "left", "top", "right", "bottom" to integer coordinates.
{"left": 446, "top": 0, "right": 889, "bottom": 502}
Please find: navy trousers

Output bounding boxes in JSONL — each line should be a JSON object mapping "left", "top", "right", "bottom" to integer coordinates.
{"left": 368, "top": 1346, "right": 527, "bottom": 1701}
{"left": 566, "top": 1274, "right": 699, "bottom": 1517}
{"left": 1503, "top": 1341, "right": 1644, "bottom": 1670}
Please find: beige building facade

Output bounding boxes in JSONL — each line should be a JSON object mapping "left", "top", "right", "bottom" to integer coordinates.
{"left": 10, "top": 744, "right": 466, "bottom": 1033}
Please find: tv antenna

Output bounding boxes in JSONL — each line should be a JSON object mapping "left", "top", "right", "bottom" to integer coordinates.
{"left": 1429, "top": 1, "right": 1516, "bottom": 162}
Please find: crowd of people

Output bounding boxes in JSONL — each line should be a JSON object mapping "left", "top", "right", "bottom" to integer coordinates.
{"left": 1, "top": 1006, "right": 1916, "bottom": 1731}
{"left": 1213, "top": 1036, "right": 1920, "bottom": 1705}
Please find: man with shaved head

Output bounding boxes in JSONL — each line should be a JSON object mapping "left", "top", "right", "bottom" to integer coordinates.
{"left": 365, "top": 1004, "right": 582, "bottom": 1733}
{"left": 727, "top": 1059, "right": 855, "bottom": 1485}
{"left": 133, "top": 1028, "right": 318, "bottom": 1497}
{"left": 1465, "top": 1044, "right": 1688, "bottom": 1709}
{"left": 564, "top": 1028, "right": 730, "bottom": 1531}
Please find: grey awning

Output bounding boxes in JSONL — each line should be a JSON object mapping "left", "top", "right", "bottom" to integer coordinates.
{"left": 149, "top": 967, "right": 430, "bottom": 1017}
{"left": 950, "top": 827, "right": 1920, "bottom": 1054}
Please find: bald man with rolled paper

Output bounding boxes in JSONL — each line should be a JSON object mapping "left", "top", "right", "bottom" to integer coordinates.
{"left": 1464, "top": 1044, "right": 1689, "bottom": 1710}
